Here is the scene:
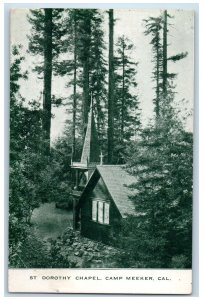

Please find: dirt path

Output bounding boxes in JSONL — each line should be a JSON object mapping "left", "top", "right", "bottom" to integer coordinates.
{"left": 31, "top": 202, "right": 73, "bottom": 241}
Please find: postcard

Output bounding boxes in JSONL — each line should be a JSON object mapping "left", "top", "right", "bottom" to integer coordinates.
{"left": 8, "top": 7, "right": 193, "bottom": 294}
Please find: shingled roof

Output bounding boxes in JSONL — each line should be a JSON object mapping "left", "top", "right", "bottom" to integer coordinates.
{"left": 97, "top": 165, "right": 137, "bottom": 217}
{"left": 78, "top": 165, "right": 137, "bottom": 217}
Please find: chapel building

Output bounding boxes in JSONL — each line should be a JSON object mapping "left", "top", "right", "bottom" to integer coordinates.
{"left": 71, "top": 100, "right": 137, "bottom": 243}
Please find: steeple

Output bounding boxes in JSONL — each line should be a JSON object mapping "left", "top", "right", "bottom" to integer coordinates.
{"left": 80, "top": 96, "right": 100, "bottom": 165}
{"left": 71, "top": 96, "right": 100, "bottom": 230}
{"left": 71, "top": 95, "right": 100, "bottom": 170}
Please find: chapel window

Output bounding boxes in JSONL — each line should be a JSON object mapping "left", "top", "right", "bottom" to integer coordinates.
{"left": 92, "top": 200, "right": 110, "bottom": 225}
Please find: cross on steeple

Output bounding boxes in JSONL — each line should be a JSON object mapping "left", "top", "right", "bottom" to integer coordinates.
{"left": 99, "top": 151, "right": 104, "bottom": 165}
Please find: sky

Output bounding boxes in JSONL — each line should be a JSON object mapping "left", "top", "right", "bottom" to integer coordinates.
{"left": 10, "top": 8, "right": 194, "bottom": 141}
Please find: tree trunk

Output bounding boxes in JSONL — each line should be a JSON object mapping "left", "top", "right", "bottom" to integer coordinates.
{"left": 96, "top": 92, "right": 101, "bottom": 141}
{"left": 156, "top": 32, "right": 160, "bottom": 119}
{"left": 162, "top": 10, "right": 167, "bottom": 97}
{"left": 83, "top": 60, "right": 90, "bottom": 136}
{"left": 121, "top": 40, "right": 125, "bottom": 141}
{"left": 72, "top": 15, "right": 77, "bottom": 160}
{"left": 82, "top": 14, "right": 91, "bottom": 138}
{"left": 107, "top": 9, "right": 114, "bottom": 163}
{"left": 43, "top": 9, "right": 53, "bottom": 154}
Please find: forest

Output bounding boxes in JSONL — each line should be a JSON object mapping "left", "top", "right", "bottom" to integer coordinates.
{"left": 9, "top": 8, "right": 193, "bottom": 268}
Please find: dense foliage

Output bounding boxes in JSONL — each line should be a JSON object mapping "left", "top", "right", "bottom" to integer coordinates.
{"left": 9, "top": 45, "right": 42, "bottom": 265}
{"left": 116, "top": 112, "right": 192, "bottom": 268}
{"left": 9, "top": 45, "right": 73, "bottom": 267}
{"left": 113, "top": 10, "right": 192, "bottom": 268}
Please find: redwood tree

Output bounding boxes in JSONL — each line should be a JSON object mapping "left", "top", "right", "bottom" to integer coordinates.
{"left": 107, "top": 9, "right": 115, "bottom": 163}
{"left": 114, "top": 35, "right": 140, "bottom": 163}
{"left": 144, "top": 10, "right": 188, "bottom": 120}
{"left": 28, "top": 9, "right": 65, "bottom": 153}
{"left": 43, "top": 9, "right": 52, "bottom": 153}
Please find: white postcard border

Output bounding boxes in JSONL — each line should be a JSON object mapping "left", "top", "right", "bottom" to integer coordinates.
{"left": 8, "top": 269, "right": 192, "bottom": 294}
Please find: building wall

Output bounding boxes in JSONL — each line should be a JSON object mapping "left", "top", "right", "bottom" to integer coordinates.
{"left": 80, "top": 178, "right": 121, "bottom": 243}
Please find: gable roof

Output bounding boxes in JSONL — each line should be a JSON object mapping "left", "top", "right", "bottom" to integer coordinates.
{"left": 96, "top": 165, "right": 137, "bottom": 217}
{"left": 78, "top": 165, "right": 137, "bottom": 217}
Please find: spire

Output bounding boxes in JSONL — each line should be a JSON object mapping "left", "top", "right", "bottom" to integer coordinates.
{"left": 80, "top": 95, "right": 100, "bottom": 164}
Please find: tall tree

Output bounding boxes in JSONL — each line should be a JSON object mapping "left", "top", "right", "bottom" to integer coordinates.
{"left": 162, "top": 10, "right": 167, "bottom": 97}
{"left": 144, "top": 10, "right": 188, "bottom": 119}
{"left": 54, "top": 9, "right": 107, "bottom": 156}
{"left": 144, "top": 16, "right": 163, "bottom": 119}
{"left": 89, "top": 10, "right": 107, "bottom": 147}
{"left": 77, "top": 9, "right": 107, "bottom": 139}
{"left": 52, "top": 9, "right": 83, "bottom": 160}
{"left": 114, "top": 36, "right": 140, "bottom": 163}
{"left": 66, "top": 10, "right": 81, "bottom": 159}
{"left": 107, "top": 9, "right": 115, "bottom": 163}
{"left": 28, "top": 9, "right": 65, "bottom": 153}
{"left": 43, "top": 9, "right": 53, "bottom": 153}
{"left": 76, "top": 9, "right": 92, "bottom": 136}
{"left": 72, "top": 12, "right": 77, "bottom": 159}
